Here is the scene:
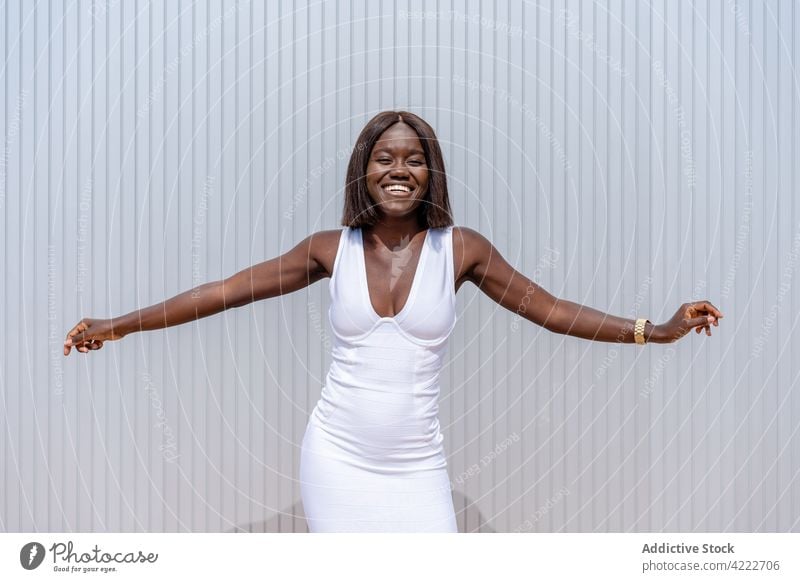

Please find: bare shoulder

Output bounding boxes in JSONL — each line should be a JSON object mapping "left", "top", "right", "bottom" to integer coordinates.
{"left": 452, "top": 225, "right": 494, "bottom": 258}
{"left": 307, "top": 228, "right": 346, "bottom": 278}
{"left": 452, "top": 225, "right": 490, "bottom": 247}
{"left": 451, "top": 226, "right": 495, "bottom": 288}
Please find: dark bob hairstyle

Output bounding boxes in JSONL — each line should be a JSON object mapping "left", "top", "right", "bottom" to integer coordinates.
{"left": 342, "top": 111, "right": 454, "bottom": 228}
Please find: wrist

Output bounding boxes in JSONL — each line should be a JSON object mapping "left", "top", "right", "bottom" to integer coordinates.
{"left": 645, "top": 322, "right": 662, "bottom": 344}
{"left": 110, "top": 315, "right": 133, "bottom": 338}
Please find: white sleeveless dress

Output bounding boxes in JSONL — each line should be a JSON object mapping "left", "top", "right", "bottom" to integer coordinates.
{"left": 299, "top": 225, "right": 458, "bottom": 532}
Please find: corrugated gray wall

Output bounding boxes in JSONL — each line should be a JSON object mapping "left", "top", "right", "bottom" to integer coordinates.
{"left": 2, "top": 0, "right": 799, "bottom": 532}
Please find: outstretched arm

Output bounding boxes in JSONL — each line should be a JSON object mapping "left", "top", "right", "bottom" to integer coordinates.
{"left": 455, "top": 227, "right": 723, "bottom": 344}
{"left": 64, "top": 230, "right": 336, "bottom": 355}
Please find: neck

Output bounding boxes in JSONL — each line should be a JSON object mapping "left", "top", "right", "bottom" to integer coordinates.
{"left": 363, "top": 214, "right": 427, "bottom": 247}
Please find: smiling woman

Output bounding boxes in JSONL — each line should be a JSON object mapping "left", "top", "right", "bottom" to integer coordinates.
{"left": 343, "top": 111, "right": 453, "bottom": 230}
{"left": 64, "top": 110, "right": 723, "bottom": 533}
{"left": 301, "top": 112, "right": 463, "bottom": 531}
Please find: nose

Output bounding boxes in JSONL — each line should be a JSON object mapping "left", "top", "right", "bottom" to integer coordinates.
{"left": 388, "top": 162, "right": 410, "bottom": 179}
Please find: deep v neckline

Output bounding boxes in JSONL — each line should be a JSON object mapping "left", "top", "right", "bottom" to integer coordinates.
{"left": 358, "top": 227, "right": 431, "bottom": 322}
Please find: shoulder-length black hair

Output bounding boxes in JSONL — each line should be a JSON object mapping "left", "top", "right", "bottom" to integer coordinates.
{"left": 342, "top": 111, "right": 454, "bottom": 228}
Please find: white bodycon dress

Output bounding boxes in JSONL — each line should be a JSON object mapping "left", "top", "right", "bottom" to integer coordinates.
{"left": 299, "top": 224, "right": 459, "bottom": 532}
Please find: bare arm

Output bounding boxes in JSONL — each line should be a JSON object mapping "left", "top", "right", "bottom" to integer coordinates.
{"left": 64, "top": 230, "right": 337, "bottom": 355}
{"left": 455, "top": 226, "right": 723, "bottom": 344}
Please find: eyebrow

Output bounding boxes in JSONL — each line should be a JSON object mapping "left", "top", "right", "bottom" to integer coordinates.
{"left": 372, "top": 147, "right": 425, "bottom": 156}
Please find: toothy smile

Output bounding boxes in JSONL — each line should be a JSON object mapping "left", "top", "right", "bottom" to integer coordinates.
{"left": 382, "top": 183, "right": 414, "bottom": 194}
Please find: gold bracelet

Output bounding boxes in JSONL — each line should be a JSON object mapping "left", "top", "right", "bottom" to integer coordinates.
{"left": 634, "top": 318, "right": 650, "bottom": 345}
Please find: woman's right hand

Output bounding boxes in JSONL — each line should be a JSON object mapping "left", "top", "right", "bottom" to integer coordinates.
{"left": 63, "top": 318, "right": 126, "bottom": 355}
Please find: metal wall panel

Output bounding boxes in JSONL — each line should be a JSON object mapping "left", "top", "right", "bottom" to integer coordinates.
{"left": 1, "top": 0, "right": 798, "bottom": 532}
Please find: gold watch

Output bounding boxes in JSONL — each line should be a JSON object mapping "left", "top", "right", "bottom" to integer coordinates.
{"left": 634, "top": 318, "right": 650, "bottom": 345}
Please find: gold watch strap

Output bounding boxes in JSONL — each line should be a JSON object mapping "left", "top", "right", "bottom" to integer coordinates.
{"left": 634, "top": 318, "right": 650, "bottom": 345}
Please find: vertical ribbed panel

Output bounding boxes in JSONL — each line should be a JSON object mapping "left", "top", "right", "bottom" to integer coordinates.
{"left": 0, "top": 0, "right": 798, "bottom": 532}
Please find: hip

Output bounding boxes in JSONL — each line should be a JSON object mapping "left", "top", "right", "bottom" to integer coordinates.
{"left": 303, "top": 411, "right": 448, "bottom": 475}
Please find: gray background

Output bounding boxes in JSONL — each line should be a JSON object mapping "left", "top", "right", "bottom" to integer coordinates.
{"left": 1, "top": 0, "right": 798, "bottom": 532}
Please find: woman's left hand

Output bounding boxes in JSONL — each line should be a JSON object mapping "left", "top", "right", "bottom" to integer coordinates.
{"left": 654, "top": 301, "right": 724, "bottom": 343}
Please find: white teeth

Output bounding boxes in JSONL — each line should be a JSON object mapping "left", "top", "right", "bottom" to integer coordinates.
{"left": 383, "top": 184, "right": 412, "bottom": 193}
